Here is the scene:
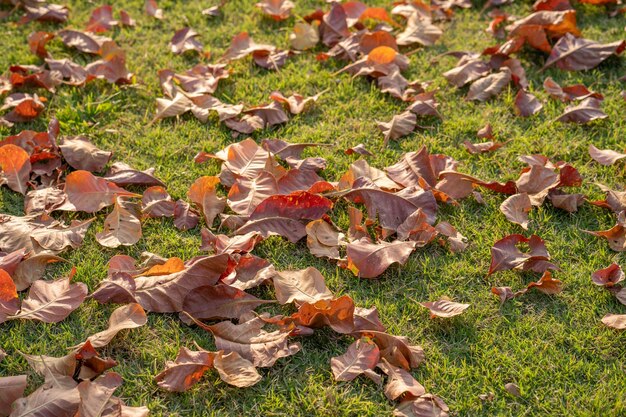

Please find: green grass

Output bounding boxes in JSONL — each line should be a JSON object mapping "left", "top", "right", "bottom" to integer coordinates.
{"left": 1, "top": 0, "right": 626, "bottom": 416}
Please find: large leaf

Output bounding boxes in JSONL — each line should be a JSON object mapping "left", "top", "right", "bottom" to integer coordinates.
{"left": 0, "top": 144, "right": 31, "bottom": 195}
{"left": 330, "top": 338, "right": 380, "bottom": 381}
{"left": 63, "top": 170, "right": 139, "bottom": 213}
{"left": 9, "top": 274, "right": 87, "bottom": 323}
{"left": 542, "top": 33, "right": 625, "bottom": 71}
{"left": 347, "top": 238, "right": 416, "bottom": 279}
{"left": 95, "top": 198, "right": 142, "bottom": 248}
{"left": 272, "top": 267, "right": 334, "bottom": 305}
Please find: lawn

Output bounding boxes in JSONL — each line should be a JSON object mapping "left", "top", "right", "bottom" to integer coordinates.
{"left": 1, "top": 0, "right": 626, "bottom": 416}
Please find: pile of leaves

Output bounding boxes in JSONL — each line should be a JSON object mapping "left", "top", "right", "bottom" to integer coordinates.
{"left": 1, "top": 0, "right": 626, "bottom": 415}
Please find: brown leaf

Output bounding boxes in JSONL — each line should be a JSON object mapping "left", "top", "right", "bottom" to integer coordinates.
{"left": 188, "top": 176, "right": 225, "bottom": 227}
{"left": 0, "top": 269, "right": 19, "bottom": 323}
{"left": 170, "top": 27, "right": 203, "bottom": 55}
{"left": 204, "top": 316, "right": 301, "bottom": 367}
{"left": 514, "top": 90, "right": 543, "bottom": 117}
{"left": 504, "top": 382, "right": 521, "bottom": 397}
{"left": 527, "top": 270, "right": 563, "bottom": 294}
{"left": 256, "top": 0, "right": 294, "bottom": 21}
{"left": 444, "top": 57, "right": 491, "bottom": 87}
{"left": 28, "top": 31, "right": 55, "bottom": 58}
{"left": 64, "top": 170, "right": 139, "bottom": 213}
{"left": 290, "top": 22, "right": 319, "bottom": 50}
{"left": 306, "top": 219, "right": 346, "bottom": 259}
{"left": 9, "top": 273, "right": 87, "bottom": 323}
{"left": 236, "top": 191, "right": 333, "bottom": 243}
{"left": 86, "top": 5, "right": 118, "bottom": 32}
{"left": 347, "top": 238, "right": 416, "bottom": 279}
{"left": 585, "top": 223, "right": 626, "bottom": 252}
{"left": 182, "top": 284, "right": 271, "bottom": 320}
{"left": 419, "top": 299, "right": 469, "bottom": 318}
{"left": 500, "top": 193, "right": 532, "bottom": 229}
{"left": 10, "top": 375, "right": 79, "bottom": 417}
{"left": 556, "top": 97, "right": 607, "bottom": 124}
{"left": 13, "top": 253, "right": 66, "bottom": 291}
{"left": 379, "top": 359, "right": 426, "bottom": 401}
{"left": 58, "top": 30, "right": 111, "bottom": 54}
{"left": 222, "top": 32, "right": 276, "bottom": 62}
{"left": 467, "top": 68, "right": 511, "bottom": 101}
{"left": 601, "top": 314, "right": 626, "bottom": 329}
{"left": 76, "top": 372, "right": 125, "bottom": 417}
{"left": 142, "top": 186, "right": 174, "bottom": 218}
{"left": 435, "top": 222, "right": 468, "bottom": 253}
{"left": 506, "top": 10, "right": 580, "bottom": 38}
{"left": 201, "top": 229, "right": 262, "bottom": 254}
{"left": 96, "top": 198, "right": 142, "bottom": 248}
{"left": 463, "top": 140, "right": 506, "bottom": 154}
{"left": 82, "top": 303, "right": 147, "bottom": 349}
{"left": 591, "top": 263, "right": 624, "bottom": 287}
{"left": 488, "top": 234, "right": 557, "bottom": 275}
{"left": 386, "top": 146, "right": 457, "bottom": 189}
{"left": 320, "top": 3, "right": 350, "bottom": 46}
{"left": 155, "top": 347, "right": 214, "bottom": 392}
{"left": 130, "top": 254, "right": 229, "bottom": 312}
{"left": 589, "top": 144, "right": 626, "bottom": 166}
{"left": 354, "top": 330, "right": 424, "bottom": 370}
{"left": 59, "top": 136, "right": 112, "bottom": 172}
{"left": 542, "top": 33, "right": 625, "bottom": 71}
{"left": 173, "top": 200, "right": 200, "bottom": 231}
{"left": 30, "top": 218, "right": 95, "bottom": 253}
{"left": 331, "top": 338, "right": 380, "bottom": 382}
{"left": 272, "top": 267, "right": 334, "bottom": 305}
{"left": 393, "top": 394, "right": 450, "bottom": 417}
{"left": 377, "top": 111, "right": 417, "bottom": 145}
{"left": 396, "top": 14, "right": 442, "bottom": 47}
{"left": 292, "top": 295, "right": 355, "bottom": 334}
{"left": 515, "top": 164, "right": 559, "bottom": 206}
{"left": 0, "top": 374, "right": 27, "bottom": 415}
{"left": 269, "top": 91, "right": 324, "bottom": 115}
{"left": 0, "top": 144, "right": 31, "bottom": 194}
{"left": 345, "top": 144, "right": 373, "bottom": 156}
{"left": 351, "top": 175, "right": 437, "bottom": 222}
{"left": 213, "top": 350, "right": 262, "bottom": 387}
{"left": 145, "top": 0, "right": 164, "bottom": 19}
{"left": 548, "top": 190, "right": 584, "bottom": 212}
{"left": 104, "top": 162, "right": 165, "bottom": 187}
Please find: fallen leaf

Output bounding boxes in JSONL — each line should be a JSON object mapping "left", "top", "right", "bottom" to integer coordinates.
{"left": 467, "top": 69, "right": 511, "bottom": 101}
{"left": 601, "top": 314, "right": 626, "bottom": 329}
{"left": 514, "top": 90, "right": 543, "bottom": 117}
{"left": 419, "top": 299, "right": 469, "bottom": 318}
{"left": 377, "top": 111, "right": 417, "bottom": 145}
{"left": 272, "top": 267, "right": 334, "bottom": 305}
{"left": 542, "top": 33, "right": 625, "bottom": 71}
{"left": 500, "top": 193, "right": 532, "bottom": 229}
{"left": 155, "top": 347, "right": 214, "bottom": 392}
{"left": 589, "top": 144, "right": 626, "bottom": 166}
{"left": 82, "top": 303, "right": 147, "bottom": 349}
{"left": 379, "top": 359, "right": 426, "bottom": 401}
{"left": 0, "top": 375, "right": 27, "bottom": 415}
{"left": 213, "top": 350, "right": 262, "bottom": 387}
{"left": 591, "top": 263, "right": 624, "bottom": 287}
{"left": 331, "top": 338, "right": 380, "bottom": 382}
{"left": 64, "top": 170, "right": 139, "bottom": 213}
{"left": 0, "top": 144, "right": 31, "bottom": 194}
{"left": 556, "top": 97, "right": 607, "bottom": 124}
{"left": 9, "top": 272, "right": 87, "bottom": 323}
{"left": 59, "top": 135, "right": 112, "bottom": 172}
{"left": 347, "top": 238, "right": 416, "bottom": 279}
{"left": 96, "top": 198, "right": 142, "bottom": 248}
{"left": 504, "top": 382, "right": 521, "bottom": 397}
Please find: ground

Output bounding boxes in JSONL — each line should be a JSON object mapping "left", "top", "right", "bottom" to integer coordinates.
{"left": 1, "top": 0, "right": 626, "bottom": 416}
